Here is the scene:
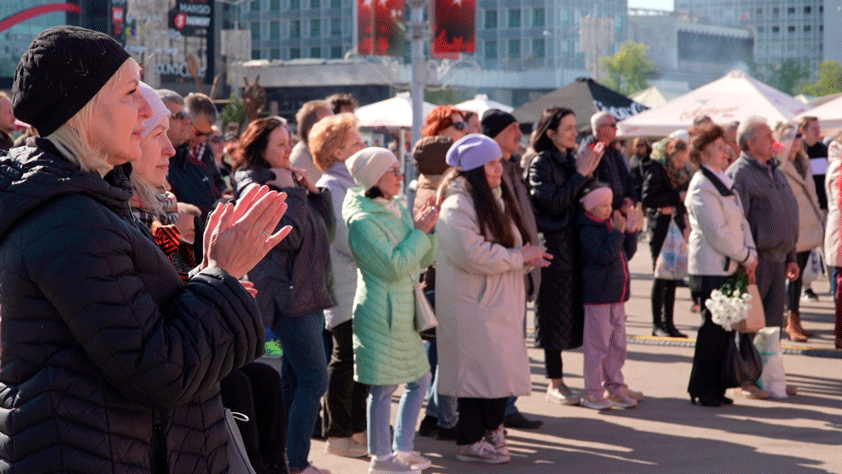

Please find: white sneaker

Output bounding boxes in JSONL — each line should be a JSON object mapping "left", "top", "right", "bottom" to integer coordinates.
{"left": 299, "top": 464, "right": 331, "bottom": 474}
{"left": 483, "top": 425, "right": 509, "bottom": 456}
{"left": 394, "top": 451, "right": 431, "bottom": 470}
{"left": 369, "top": 456, "right": 420, "bottom": 474}
{"left": 605, "top": 392, "right": 637, "bottom": 409}
{"left": 326, "top": 436, "right": 368, "bottom": 458}
{"left": 352, "top": 431, "right": 368, "bottom": 450}
{"left": 546, "top": 383, "right": 581, "bottom": 405}
{"left": 581, "top": 395, "right": 612, "bottom": 410}
{"left": 456, "top": 440, "right": 511, "bottom": 464}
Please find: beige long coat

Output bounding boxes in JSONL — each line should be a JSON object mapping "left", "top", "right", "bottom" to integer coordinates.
{"left": 435, "top": 179, "right": 531, "bottom": 399}
{"left": 781, "top": 155, "right": 825, "bottom": 252}
{"left": 824, "top": 142, "right": 842, "bottom": 267}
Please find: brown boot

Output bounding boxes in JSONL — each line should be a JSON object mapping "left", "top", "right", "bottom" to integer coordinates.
{"left": 791, "top": 311, "right": 814, "bottom": 337}
{"left": 786, "top": 312, "right": 808, "bottom": 342}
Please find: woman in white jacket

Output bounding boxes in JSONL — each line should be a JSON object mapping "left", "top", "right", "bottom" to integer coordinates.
{"left": 685, "top": 123, "right": 758, "bottom": 407}
{"left": 435, "top": 134, "right": 551, "bottom": 464}
{"left": 775, "top": 123, "right": 824, "bottom": 342}
{"left": 311, "top": 113, "right": 368, "bottom": 458}
{"left": 826, "top": 135, "right": 842, "bottom": 349}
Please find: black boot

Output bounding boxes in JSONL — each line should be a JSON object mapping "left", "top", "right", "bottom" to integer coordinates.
{"left": 663, "top": 286, "right": 687, "bottom": 338}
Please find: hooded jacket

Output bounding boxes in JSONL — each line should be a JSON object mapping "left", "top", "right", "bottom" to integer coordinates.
{"left": 342, "top": 188, "right": 435, "bottom": 385}
{"left": 0, "top": 139, "right": 264, "bottom": 473}
{"left": 577, "top": 211, "right": 637, "bottom": 304}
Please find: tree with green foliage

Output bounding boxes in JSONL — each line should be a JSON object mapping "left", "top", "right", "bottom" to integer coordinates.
{"left": 600, "top": 42, "right": 655, "bottom": 95}
{"left": 749, "top": 58, "right": 811, "bottom": 95}
{"left": 219, "top": 95, "right": 246, "bottom": 130}
{"left": 801, "top": 60, "right": 842, "bottom": 97}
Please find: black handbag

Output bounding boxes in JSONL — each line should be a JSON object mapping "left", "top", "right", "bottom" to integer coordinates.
{"left": 722, "top": 332, "right": 763, "bottom": 388}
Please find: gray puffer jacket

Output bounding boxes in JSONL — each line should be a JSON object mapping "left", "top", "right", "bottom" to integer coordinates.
{"left": 0, "top": 139, "right": 264, "bottom": 473}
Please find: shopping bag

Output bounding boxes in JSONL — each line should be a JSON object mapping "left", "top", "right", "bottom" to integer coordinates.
{"left": 225, "top": 409, "right": 258, "bottom": 474}
{"left": 754, "top": 328, "right": 788, "bottom": 398}
{"left": 801, "top": 248, "right": 823, "bottom": 286}
{"left": 732, "top": 284, "right": 765, "bottom": 333}
{"left": 414, "top": 282, "right": 438, "bottom": 332}
{"left": 653, "top": 219, "right": 688, "bottom": 280}
{"left": 722, "top": 332, "right": 763, "bottom": 389}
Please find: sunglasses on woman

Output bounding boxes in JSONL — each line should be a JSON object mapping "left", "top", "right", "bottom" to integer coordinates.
{"left": 451, "top": 121, "right": 467, "bottom": 131}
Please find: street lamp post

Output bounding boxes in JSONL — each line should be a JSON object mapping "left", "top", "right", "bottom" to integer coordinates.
{"left": 406, "top": 0, "right": 426, "bottom": 209}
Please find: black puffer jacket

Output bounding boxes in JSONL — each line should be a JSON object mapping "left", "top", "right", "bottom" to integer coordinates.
{"left": 0, "top": 139, "right": 264, "bottom": 474}
{"left": 234, "top": 167, "right": 336, "bottom": 325}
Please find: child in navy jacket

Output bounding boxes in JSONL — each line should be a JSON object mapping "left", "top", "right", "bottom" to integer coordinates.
{"left": 577, "top": 184, "right": 641, "bottom": 410}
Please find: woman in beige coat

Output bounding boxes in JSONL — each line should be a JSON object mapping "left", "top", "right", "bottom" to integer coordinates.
{"left": 435, "top": 135, "right": 551, "bottom": 464}
{"left": 776, "top": 123, "right": 824, "bottom": 341}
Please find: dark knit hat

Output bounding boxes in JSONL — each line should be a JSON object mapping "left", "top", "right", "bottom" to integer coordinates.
{"left": 12, "top": 26, "right": 131, "bottom": 137}
{"left": 481, "top": 109, "right": 518, "bottom": 139}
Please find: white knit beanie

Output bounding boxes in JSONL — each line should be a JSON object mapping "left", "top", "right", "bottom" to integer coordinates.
{"left": 346, "top": 147, "right": 399, "bottom": 190}
{"left": 139, "top": 81, "right": 170, "bottom": 138}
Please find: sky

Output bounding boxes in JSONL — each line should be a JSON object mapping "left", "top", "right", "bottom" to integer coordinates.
{"left": 628, "top": 0, "right": 674, "bottom": 11}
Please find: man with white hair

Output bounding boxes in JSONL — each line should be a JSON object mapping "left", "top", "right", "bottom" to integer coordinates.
{"left": 726, "top": 116, "right": 800, "bottom": 399}
{"left": 579, "top": 111, "right": 638, "bottom": 211}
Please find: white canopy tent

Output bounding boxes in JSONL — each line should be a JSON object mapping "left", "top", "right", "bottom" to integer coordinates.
{"left": 354, "top": 92, "right": 436, "bottom": 128}
{"left": 454, "top": 94, "right": 514, "bottom": 116}
{"left": 618, "top": 70, "right": 813, "bottom": 137}
{"left": 795, "top": 94, "right": 842, "bottom": 130}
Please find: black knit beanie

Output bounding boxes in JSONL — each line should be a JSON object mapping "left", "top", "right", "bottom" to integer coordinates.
{"left": 12, "top": 26, "right": 131, "bottom": 137}
{"left": 481, "top": 109, "right": 518, "bottom": 139}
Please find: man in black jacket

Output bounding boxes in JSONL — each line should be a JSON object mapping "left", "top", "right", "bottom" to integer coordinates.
{"left": 159, "top": 89, "right": 226, "bottom": 219}
{"left": 579, "top": 111, "right": 639, "bottom": 211}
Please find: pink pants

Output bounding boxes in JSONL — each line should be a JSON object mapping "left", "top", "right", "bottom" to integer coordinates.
{"left": 583, "top": 303, "right": 627, "bottom": 398}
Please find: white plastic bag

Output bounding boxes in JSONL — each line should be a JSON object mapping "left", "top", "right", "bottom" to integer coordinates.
{"left": 801, "top": 248, "right": 823, "bottom": 286}
{"left": 753, "top": 328, "right": 788, "bottom": 398}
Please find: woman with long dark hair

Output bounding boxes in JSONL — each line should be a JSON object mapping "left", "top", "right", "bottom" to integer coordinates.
{"left": 436, "top": 134, "right": 551, "bottom": 464}
{"left": 642, "top": 138, "right": 691, "bottom": 337}
{"left": 526, "top": 107, "right": 605, "bottom": 405}
{"left": 233, "top": 116, "right": 336, "bottom": 474}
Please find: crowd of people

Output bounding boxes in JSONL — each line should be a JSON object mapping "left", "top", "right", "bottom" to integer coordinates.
{"left": 1, "top": 25, "right": 841, "bottom": 474}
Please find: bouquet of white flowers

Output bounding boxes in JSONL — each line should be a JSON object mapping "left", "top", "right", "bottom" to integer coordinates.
{"left": 706, "top": 270, "right": 753, "bottom": 331}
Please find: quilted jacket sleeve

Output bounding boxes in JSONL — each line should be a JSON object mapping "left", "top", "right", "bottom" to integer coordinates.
{"left": 579, "top": 224, "right": 624, "bottom": 267}
{"left": 27, "top": 208, "right": 263, "bottom": 410}
{"left": 347, "top": 217, "right": 432, "bottom": 283}
{"left": 528, "top": 152, "right": 588, "bottom": 217}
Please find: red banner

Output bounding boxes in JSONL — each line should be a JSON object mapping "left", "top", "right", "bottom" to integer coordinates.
{"left": 433, "top": 0, "right": 475, "bottom": 55}
{"left": 357, "top": 0, "right": 405, "bottom": 56}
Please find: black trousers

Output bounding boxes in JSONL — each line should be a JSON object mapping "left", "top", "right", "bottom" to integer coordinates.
{"left": 544, "top": 349, "right": 563, "bottom": 379}
{"left": 456, "top": 397, "right": 508, "bottom": 446}
{"left": 324, "top": 319, "right": 369, "bottom": 437}
{"left": 220, "top": 362, "right": 288, "bottom": 474}
{"left": 651, "top": 278, "right": 678, "bottom": 326}
{"left": 687, "top": 275, "right": 730, "bottom": 401}
{"left": 786, "top": 250, "right": 811, "bottom": 313}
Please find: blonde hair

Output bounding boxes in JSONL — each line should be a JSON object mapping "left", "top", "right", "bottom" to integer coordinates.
{"left": 47, "top": 59, "right": 140, "bottom": 176}
{"left": 309, "top": 113, "right": 359, "bottom": 171}
{"left": 130, "top": 173, "right": 166, "bottom": 217}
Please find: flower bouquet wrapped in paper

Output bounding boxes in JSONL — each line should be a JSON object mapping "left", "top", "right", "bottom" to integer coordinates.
{"left": 706, "top": 269, "right": 753, "bottom": 331}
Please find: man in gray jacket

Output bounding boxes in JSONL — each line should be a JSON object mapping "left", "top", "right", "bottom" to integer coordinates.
{"left": 726, "top": 116, "right": 800, "bottom": 397}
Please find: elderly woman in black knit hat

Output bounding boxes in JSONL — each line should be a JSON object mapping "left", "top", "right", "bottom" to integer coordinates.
{"left": 0, "top": 26, "right": 290, "bottom": 473}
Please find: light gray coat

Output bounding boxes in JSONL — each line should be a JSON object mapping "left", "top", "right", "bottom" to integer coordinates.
{"left": 824, "top": 141, "right": 842, "bottom": 267}
{"left": 317, "top": 162, "right": 358, "bottom": 329}
{"left": 435, "top": 179, "right": 531, "bottom": 399}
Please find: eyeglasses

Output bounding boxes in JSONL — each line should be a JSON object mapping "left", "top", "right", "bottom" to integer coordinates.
{"left": 170, "top": 111, "right": 189, "bottom": 121}
{"left": 386, "top": 166, "right": 403, "bottom": 177}
{"left": 451, "top": 121, "right": 467, "bottom": 131}
{"left": 600, "top": 122, "right": 617, "bottom": 128}
{"left": 208, "top": 135, "right": 225, "bottom": 143}
{"left": 193, "top": 128, "right": 212, "bottom": 138}
{"left": 794, "top": 133, "right": 803, "bottom": 139}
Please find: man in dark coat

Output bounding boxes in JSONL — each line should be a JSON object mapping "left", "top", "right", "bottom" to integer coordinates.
{"left": 579, "top": 111, "right": 639, "bottom": 210}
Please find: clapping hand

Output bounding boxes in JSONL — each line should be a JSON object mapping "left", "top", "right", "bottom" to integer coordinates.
{"left": 576, "top": 142, "right": 604, "bottom": 177}
{"left": 202, "top": 185, "right": 292, "bottom": 279}
{"left": 413, "top": 197, "right": 440, "bottom": 234}
{"left": 522, "top": 243, "right": 553, "bottom": 268}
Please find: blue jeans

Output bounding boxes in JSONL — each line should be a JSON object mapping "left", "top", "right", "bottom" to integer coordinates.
{"left": 424, "top": 340, "right": 458, "bottom": 429}
{"left": 274, "top": 312, "right": 329, "bottom": 471}
{"left": 368, "top": 372, "right": 432, "bottom": 457}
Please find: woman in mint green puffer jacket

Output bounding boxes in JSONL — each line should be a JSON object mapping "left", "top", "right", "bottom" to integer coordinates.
{"left": 342, "top": 147, "right": 438, "bottom": 470}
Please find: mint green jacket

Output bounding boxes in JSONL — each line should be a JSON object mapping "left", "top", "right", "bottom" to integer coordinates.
{"left": 343, "top": 188, "right": 436, "bottom": 385}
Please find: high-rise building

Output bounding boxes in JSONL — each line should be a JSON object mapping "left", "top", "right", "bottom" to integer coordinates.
{"left": 673, "top": 0, "right": 825, "bottom": 67}
{"left": 241, "top": 0, "right": 628, "bottom": 72}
